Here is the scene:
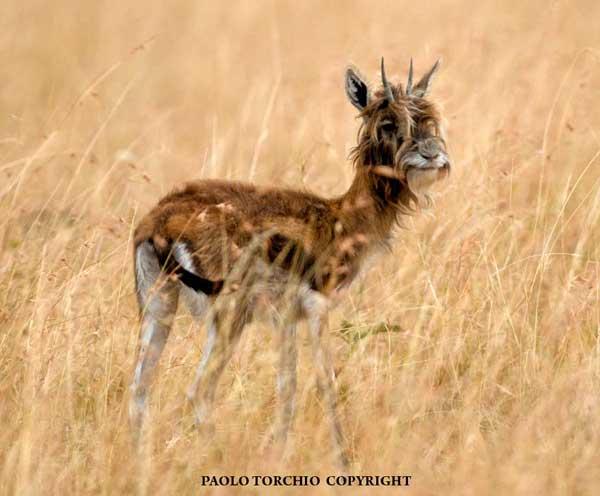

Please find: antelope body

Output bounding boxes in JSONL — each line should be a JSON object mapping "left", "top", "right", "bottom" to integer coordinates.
{"left": 129, "top": 58, "right": 450, "bottom": 466}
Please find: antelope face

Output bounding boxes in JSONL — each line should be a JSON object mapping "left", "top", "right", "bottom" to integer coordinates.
{"left": 346, "top": 58, "right": 450, "bottom": 194}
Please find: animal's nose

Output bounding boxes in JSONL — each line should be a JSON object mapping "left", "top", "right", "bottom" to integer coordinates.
{"left": 418, "top": 139, "right": 440, "bottom": 160}
{"left": 420, "top": 150, "right": 439, "bottom": 160}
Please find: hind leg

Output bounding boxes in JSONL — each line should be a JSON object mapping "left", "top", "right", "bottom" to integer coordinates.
{"left": 129, "top": 241, "right": 180, "bottom": 440}
{"left": 180, "top": 284, "right": 209, "bottom": 320}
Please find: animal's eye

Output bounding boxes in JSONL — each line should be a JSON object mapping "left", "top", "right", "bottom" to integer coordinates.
{"left": 380, "top": 120, "right": 397, "bottom": 134}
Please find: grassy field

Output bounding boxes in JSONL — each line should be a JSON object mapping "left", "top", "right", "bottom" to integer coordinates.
{"left": 1, "top": 0, "right": 600, "bottom": 494}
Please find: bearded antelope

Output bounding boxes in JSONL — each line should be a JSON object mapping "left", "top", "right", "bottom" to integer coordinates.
{"left": 129, "top": 58, "right": 450, "bottom": 467}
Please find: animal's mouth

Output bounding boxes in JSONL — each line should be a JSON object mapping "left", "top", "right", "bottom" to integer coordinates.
{"left": 415, "top": 161, "right": 450, "bottom": 174}
{"left": 367, "top": 160, "right": 450, "bottom": 182}
{"left": 404, "top": 157, "right": 450, "bottom": 194}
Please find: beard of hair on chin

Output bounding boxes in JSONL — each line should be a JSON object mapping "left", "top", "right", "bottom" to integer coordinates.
{"left": 406, "top": 167, "right": 443, "bottom": 194}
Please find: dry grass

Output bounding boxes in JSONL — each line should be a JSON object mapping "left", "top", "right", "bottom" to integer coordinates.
{"left": 1, "top": 0, "right": 600, "bottom": 494}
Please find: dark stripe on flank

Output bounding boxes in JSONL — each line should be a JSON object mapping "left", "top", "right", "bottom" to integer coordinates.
{"left": 175, "top": 267, "right": 224, "bottom": 295}
{"left": 150, "top": 237, "right": 224, "bottom": 296}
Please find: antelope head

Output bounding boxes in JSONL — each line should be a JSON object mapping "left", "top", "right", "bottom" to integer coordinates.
{"left": 346, "top": 58, "right": 450, "bottom": 197}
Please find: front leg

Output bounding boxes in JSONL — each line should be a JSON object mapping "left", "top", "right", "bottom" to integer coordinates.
{"left": 274, "top": 321, "right": 298, "bottom": 447}
{"left": 305, "top": 292, "right": 349, "bottom": 470}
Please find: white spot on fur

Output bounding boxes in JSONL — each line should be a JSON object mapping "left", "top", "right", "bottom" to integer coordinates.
{"left": 173, "top": 242, "right": 197, "bottom": 274}
{"left": 216, "top": 202, "right": 235, "bottom": 212}
{"left": 173, "top": 242, "right": 210, "bottom": 318}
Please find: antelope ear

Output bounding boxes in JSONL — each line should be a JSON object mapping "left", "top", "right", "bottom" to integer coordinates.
{"left": 412, "top": 59, "right": 441, "bottom": 98}
{"left": 345, "top": 66, "right": 370, "bottom": 110}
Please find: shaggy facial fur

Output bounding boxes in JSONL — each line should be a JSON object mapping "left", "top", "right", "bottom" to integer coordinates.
{"left": 348, "top": 60, "right": 450, "bottom": 216}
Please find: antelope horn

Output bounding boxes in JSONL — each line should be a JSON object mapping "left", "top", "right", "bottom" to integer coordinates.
{"left": 380, "top": 57, "right": 394, "bottom": 103}
{"left": 406, "top": 58, "right": 414, "bottom": 95}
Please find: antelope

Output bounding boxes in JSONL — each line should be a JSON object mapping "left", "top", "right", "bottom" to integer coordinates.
{"left": 129, "top": 58, "right": 450, "bottom": 467}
